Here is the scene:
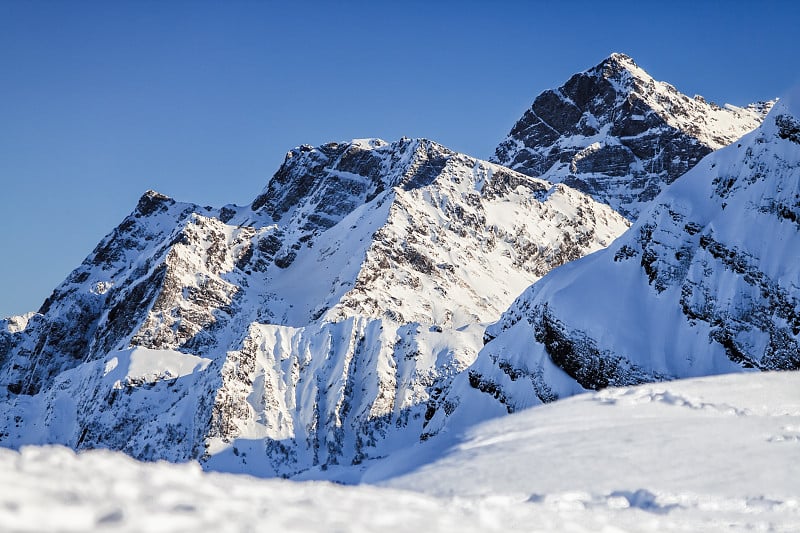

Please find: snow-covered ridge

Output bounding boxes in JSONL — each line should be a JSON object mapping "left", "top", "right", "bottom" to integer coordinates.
{"left": 103, "top": 347, "right": 211, "bottom": 386}
{"left": 2, "top": 312, "right": 35, "bottom": 333}
{"left": 493, "top": 53, "right": 773, "bottom": 219}
{"left": 601, "top": 53, "right": 771, "bottom": 150}
{"left": 454, "top": 88, "right": 800, "bottom": 420}
{"left": 0, "top": 137, "right": 629, "bottom": 476}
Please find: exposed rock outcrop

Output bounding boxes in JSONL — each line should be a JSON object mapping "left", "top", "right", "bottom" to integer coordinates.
{"left": 450, "top": 92, "right": 800, "bottom": 423}
{"left": 0, "top": 137, "right": 628, "bottom": 477}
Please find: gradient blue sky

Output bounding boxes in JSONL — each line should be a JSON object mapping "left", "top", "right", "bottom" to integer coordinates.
{"left": 2, "top": 0, "right": 799, "bottom": 318}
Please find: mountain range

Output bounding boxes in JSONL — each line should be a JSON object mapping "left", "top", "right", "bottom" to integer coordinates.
{"left": 0, "top": 136, "right": 627, "bottom": 476}
{"left": 1, "top": 54, "right": 795, "bottom": 480}
{"left": 438, "top": 89, "right": 800, "bottom": 432}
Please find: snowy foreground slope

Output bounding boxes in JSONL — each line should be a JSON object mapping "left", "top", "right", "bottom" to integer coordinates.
{"left": 2, "top": 372, "right": 799, "bottom": 532}
{"left": 493, "top": 53, "right": 771, "bottom": 219}
{"left": 0, "top": 138, "right": 628, "bottom": 475}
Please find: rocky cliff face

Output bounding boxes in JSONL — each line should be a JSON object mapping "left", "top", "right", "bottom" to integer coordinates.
{"left": 0, "top": 138, "right": 628, "bottom": 477}
{"left": 444, "top": 93, "right": 800, "bottom": 425}
{"left": 493, "top": 53, "right": 772, "bottom": 219}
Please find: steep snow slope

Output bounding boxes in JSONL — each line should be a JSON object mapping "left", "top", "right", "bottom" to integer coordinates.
{"left": 0, "top": 138, "right": 628, "bottom": 476}
{"left": 2, "top": 372, "right": 798, "bottom": 532}
{"left": 454, "top": 90, "right": 800, "bottom": 418}
{"left": 493, "top": 53, "right": 771, "bottom": 219}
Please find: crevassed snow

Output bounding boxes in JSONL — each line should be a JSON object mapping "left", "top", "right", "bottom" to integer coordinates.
{"left": 1, "top": 372, "right": 798, "bottom": 532}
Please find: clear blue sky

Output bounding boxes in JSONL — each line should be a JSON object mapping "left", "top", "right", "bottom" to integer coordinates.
{"left": 2, "top": 0, "right": 799, "bottom": 318}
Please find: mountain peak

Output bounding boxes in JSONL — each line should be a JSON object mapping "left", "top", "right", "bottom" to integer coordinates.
{"left": 0, "top": 131, "right": 631, "bottom": 473}
{"left": 606, "top": 51, "right": 635, "bottom": 63}
{"left": 590, "top": 53, "right": 654, "bottom": 87}
{"left": 480, "top": 97, "right": 800, "bottom": 395}
{"left": 135, "top": 190, "right": 175, "bottom": 217}
{"left": 492, "top": 56, "right": 769, "bottom": 219}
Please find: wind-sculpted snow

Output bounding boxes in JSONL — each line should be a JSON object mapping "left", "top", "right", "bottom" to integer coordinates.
{"left": 459, "top": 92, "right": 800, "bottom": 416}
{"left": 0, "top": 137, "right": 628, "bottom": 476}
{"left": 493, "top": 53, "right": 772, "bottom": 219}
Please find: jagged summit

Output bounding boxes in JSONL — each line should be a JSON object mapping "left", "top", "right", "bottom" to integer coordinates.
{"left": 133, "top": 189, "right": 176, "bottom": 218}
{"left": 250, "top": 137, "right": 455, "bottom": 225}
{"left": 606, "top": 51, "right": 635, "bottom": 62}
{"left": 493, "top": 54, "right": 772, "bottom": 219}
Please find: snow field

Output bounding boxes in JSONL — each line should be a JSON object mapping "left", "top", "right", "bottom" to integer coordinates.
{"left": 1, "top": 372, "right": 798, "bottom": 532}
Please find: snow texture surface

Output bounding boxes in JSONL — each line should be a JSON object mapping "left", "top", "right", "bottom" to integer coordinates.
{"left": 1, "top": 372, "right": 798, "bottom": 532}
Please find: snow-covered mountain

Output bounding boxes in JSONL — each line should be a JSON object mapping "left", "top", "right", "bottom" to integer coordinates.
{"left": 493, "top": 53, "right": 772, "bottom": 219}
{"left": 0, "top": 137, "right": 628, "bottom": 476}
{"left": 4, "top": 371, "right": 798, "bottom": 532}
{"left": 447, "top": 90, "right": 800, "bottom": 421}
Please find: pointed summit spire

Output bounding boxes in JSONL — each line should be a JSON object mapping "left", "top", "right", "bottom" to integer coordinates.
{"left": 593, "top": 53, "right": 646, "bottom": 80}
{"left": 492, "top": 55, "right": 769, "bottom": 219}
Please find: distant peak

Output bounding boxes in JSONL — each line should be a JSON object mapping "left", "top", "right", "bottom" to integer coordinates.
{"left": 141, "top": 189, "right": 170, "bottom": 199}
{"left": 252, "top": 136, "right": 457, "bottom": 215}
{"left": 318, "top": 138, "right": 390, "bottom": 152}
{"left": 350, "top": 138, "right": 389, "bottom": 149}
{"left": 283, "top": 138, "right": 391, "bottom": 161}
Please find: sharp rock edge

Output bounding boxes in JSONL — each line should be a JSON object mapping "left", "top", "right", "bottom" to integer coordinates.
{"left": 0, "top": 137, "right": 629, "bottom": 478}
{"left": 453, "top": 89, "right": 800, "bottom": 427}
{"left": 493, "top": 53, "right": 774, "bottom": 220}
